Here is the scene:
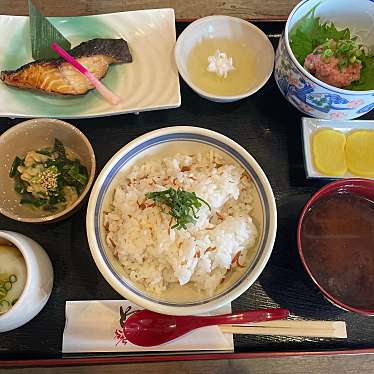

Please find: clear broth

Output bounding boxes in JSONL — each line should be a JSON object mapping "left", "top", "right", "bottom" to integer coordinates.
{"left": 187, "top": 38, "right": 257, "bottom": 96}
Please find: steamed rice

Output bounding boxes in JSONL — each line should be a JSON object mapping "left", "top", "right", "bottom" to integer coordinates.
{"left": 104, "top": 150, "right": 258, "bottom": 296}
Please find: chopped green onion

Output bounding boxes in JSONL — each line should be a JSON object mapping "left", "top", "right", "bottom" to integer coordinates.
{"left": 3, "top": 282, "right": 12, "bottom": 292}
{"left": 0, "top": 300, "right": 11, "bottom": 313}
{"left": 46, "top": 165, "right": 59, "bottom": 174}
{"left": 9, "top": 274, "right": 17, "bottom": 283}
{"left": 323, "top": 48, "right": 334, "bottom": 58}
{"left": 30, "top": 175, "right": 41, "bottom": 184}
{"left": 0, "top": 287, "right": 6, "bottom": 299}
{"left": 339, "top": 58, "right": 348, "bottom": 68}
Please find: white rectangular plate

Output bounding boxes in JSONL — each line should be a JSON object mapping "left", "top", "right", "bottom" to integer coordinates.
{"left": 0, "top": 9, "right": 181, "bottom": 118}
{"left": 302, "top": 117, "right": 374, "bottom": 180}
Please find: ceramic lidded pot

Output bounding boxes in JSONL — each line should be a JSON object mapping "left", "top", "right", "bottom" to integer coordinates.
{"left": 0, "top": 231, "right": 53, "bottom": 332}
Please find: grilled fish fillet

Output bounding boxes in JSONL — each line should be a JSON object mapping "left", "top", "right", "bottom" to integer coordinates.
{"left": 0, "top": 38, "right": 132, "bottom": 95}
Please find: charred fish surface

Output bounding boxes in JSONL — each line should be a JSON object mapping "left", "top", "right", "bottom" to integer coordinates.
{"left": 0, "top": 38, "right": 132, "bottom": 95}
{"left": 68, "top": 38, "right": 132, "bottom": 62}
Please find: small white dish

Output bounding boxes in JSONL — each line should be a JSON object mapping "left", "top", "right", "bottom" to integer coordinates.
{"left": 175, "top": 15, "right": 274, "bottom": 103}
{"left": 302, "top": 117, "right": 374, "bottom": 179}
{"left": 0, "top": 231, "right": 53, "bottom": 332}
{"left": 0, "top": 9, "right": 180, "bottom": 118}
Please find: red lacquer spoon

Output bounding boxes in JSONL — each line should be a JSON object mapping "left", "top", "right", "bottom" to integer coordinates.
{"left": 124, "top": 308, "right": 290, "bottom": 346}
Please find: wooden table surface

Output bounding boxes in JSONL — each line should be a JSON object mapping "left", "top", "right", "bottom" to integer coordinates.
{"left": 1, "top": 0, "right": 299, "bottom": 20}
{"left": 1, "top": 1, "right": 374, "bottom": 373}
{"left": 1, "top": 354, "right": 374, "bottom": 374}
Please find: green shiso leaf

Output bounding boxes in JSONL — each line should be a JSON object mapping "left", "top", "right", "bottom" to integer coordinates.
{"left": 29, "top": 0, "right": 71, "bottom": 60}
{"left": 145, "top": 188, "right": 211, "bottom": 230}
{"left": 289, "top": 2, "right": 374, "bottom": 91}
{"left": 347, "top": 54, "right": 374, "bottom": 91}
{"left": 289, "top": 3, "right": 351, "bottom": 65}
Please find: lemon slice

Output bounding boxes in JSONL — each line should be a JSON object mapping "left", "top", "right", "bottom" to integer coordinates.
{"left": 312, "top": 129, "right": 347, "bottom": 176}
{"left": 346, "top": 130, "right": 374, "bottom": 177}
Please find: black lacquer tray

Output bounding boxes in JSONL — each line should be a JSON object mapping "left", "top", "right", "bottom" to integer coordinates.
{"left": 1, "top": 22, "right": 374, "bottom": 367}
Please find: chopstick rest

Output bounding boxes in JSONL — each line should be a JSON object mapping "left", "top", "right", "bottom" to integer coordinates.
{"left": 220, "top": 320, "right": 347, "bottom": 338}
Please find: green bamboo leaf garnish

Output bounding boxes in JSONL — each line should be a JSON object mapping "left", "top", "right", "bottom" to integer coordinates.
{"left": 29, "top": 0, "right": 71, "bottom": 60}
{"left": 145, "top": 188, "right": 211, "bottom": 230}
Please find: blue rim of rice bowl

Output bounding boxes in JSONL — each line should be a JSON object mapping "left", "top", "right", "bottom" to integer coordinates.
{"left": 94, "top": 133, "right": 270, "bottom": 306}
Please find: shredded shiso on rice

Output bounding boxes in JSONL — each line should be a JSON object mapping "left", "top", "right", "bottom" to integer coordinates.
{"left": 104, "top": 150, "right": 258, "bottom": 296}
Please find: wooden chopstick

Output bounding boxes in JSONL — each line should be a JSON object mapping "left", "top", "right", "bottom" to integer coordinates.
{"left": 219, "top": 320, "right": 347, "bottom": 338}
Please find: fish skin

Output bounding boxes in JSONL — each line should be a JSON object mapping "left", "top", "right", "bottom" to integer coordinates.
{"left": 67, "top": 38, "right": 132, "bottom": 62}
{"left": 0, "top": 38, "right": 132, "bottom": 95}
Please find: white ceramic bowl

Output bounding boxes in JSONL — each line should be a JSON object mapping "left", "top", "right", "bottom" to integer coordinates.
{"left": 86, "top": 126, "right": 277, "bottom": 315}
{"left": 175, "top": 15, "right": 275, "bottom": 102}
{"left": 274, "top": 0, "right": 374, "bottom": 120}
{"left": 0, "top": 231, "right": 53, "bottom": 332}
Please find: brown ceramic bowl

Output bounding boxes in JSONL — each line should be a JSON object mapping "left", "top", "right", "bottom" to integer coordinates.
{"left": 0, "top": 118, "right": 96, "bottom": 223}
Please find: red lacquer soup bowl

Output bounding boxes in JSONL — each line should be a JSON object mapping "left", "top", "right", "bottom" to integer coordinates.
{"left": 297, "top": 179, "right": 374, "bottom": 316}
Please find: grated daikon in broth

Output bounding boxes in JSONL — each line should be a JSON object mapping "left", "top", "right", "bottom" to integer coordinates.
{"left": 187, "top": 38, "right": 257, "bottom": 96}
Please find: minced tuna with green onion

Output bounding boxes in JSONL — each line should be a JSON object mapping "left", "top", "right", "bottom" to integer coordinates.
{"left": 289, "top": 9, "right": 374, "bottom": 90}
{"left": 304, "top": 39, "right": 364, "bottom": 88}
{"left": 9, "top": 138, "right": 88, "bottom": 213}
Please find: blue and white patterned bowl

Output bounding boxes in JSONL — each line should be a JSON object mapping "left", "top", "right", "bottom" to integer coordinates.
{"left": 275, "top": 0, "right": 374, "bottom": 120}
{"left": 86, "top": 127, "right": 277, "bottom": 315}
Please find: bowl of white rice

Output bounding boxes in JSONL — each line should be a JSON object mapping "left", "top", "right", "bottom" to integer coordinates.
{"left": 86, "top": 126, "right": 276, "bottom": 315}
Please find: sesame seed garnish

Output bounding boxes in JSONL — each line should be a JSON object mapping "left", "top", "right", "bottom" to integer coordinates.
{"left": 39, "top": 170, "right": 59, "bottom": 191}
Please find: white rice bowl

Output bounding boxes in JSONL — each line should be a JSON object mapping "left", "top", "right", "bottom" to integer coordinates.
{"left": 87, "top": 126, "right": 277, "bottom": 315}
{"left": 101, "top": 141, "right": 263, "bottom": 302}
